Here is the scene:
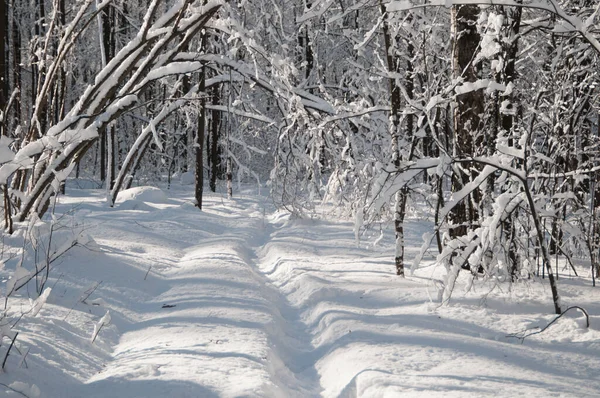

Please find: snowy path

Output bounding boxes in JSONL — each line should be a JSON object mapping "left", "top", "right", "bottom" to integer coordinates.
{"left": 68, "top": 195, "right": 323, "bottom": 397}
{"left": 4, "top": 186, "right": 600, "bottom": 397}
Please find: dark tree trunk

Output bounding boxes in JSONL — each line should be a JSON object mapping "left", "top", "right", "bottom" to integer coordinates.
{"left": 0, "top": 0, "right": 8, "bottom": 136}
{"left": 497, "top": 5, "right": 522, "bottom": 280}
{"left": 209, "top": 85, "right": 220, "bottom": 192}
{"left": 380, "top": 1, "right": 416, "bottom": 276}
{"left": 58, "top": 0, "right": 67, "bottom": 195}
{"left": 299, "top": 1, "right": 313, "bottom": 81}
{"left": 394, "top": 39, "right": 416, "bottom": 277}
{"left": 109, "top": 124, "right": 115, "bottom": 189}
{"left": 449, "top": 5, "right": 484, "bottom": 239}
{"left": 182, "top": 69, "right": 191, "bottom": 170}
{"left": 593, "top": 173, "right": 600, "bottom": 281}
{"left": 226, "top": 157, "right": 232, "bottom": 199}
{"left": 10, "top": 1, "right": 20, "bottom": 125}
{"left": 100, "top": 129, "right": 106, "bottom": 183}
{"left": 34, "top": 0, "right": 47, "bottom": 138}
{"left": 195, "top": 65, "right": 206, "bottom": 209}
{"left": 99, "top": 4, "right": 115, "bottom": 186}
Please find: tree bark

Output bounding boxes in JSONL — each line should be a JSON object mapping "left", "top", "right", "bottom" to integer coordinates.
{"left": 195, "top": 64, "right": 206, "bottom": 209}
{"left": 0, "top": 0, "right": 8, "bottom": 136}
{"left": 449, "top": 5, "right": 484, "bottom": 239}
{"left": 10, "top": 1, "right": 20, "bottom": 125}
{"left": 209, "top": 84, "right": 221, "bottom": 192}
{"left": 99, "top": 3, "right": 115, "bottom": 186}
{"left": 380, "top": 2, "right": 416, "bottom": 276}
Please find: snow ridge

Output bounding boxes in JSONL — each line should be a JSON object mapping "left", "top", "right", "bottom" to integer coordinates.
{"left": 236, "top": 215, "right": 323, "bottom": 397}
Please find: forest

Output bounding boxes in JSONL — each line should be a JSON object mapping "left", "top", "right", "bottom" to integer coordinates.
{"left": 0, "top": 0, "right": 598, "bottom": 396}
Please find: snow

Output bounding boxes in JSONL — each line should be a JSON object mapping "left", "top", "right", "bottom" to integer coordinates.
{"left": 180, "top": 171, "right": 195, "bottom": 186}
{"left": 386, "top": 0, "right": 600, "bottom": 55}
{"left": 1, "top": 183, "right": 600, "bottom": 397}
{"left": 114, "top": 187, "right": 170, "bottom": 211}
{"left": 91, "top": 311, "right": 111, "bottom": 344}
{"left": 116, "top": 186, "right": 170, "bottom": 205}
{"left": 30, "top": 288, "right": 52, "bottom": 317}
{"left": 454, "top": 79, "right": 505, "bottom": 96}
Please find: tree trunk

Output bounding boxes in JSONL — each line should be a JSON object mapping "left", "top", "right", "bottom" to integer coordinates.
{"left": 99, "top": 3, "right": 115, "bottom": 187}
{"left": 499, "top": 5, "right": 522, "bottom": 279}
{"left": 380, "top": 2, "right": 417, "bottom": 276}
{"left": 449, "top": 5, "right": 484, "bottom": 239}
{"left": 0, "top": 0, "right": 8, "bottom": 136}
{"left": 14, "top": 1, "right": 223, "bottom": 221}
{"left": 10, "top": 1, "right": 20, "bottom": 125}
{"left": 209, "top": 84, "right": 221, "bottom": 192}
{"left": 299, "top": 1, "right": 313, "bottom": 81}
{"left": 226, "top": 157, "right": 232, "bottom": 199}
{"left": 195, "top": 65, "right": 206, "bottom": 209}
{"left": 592, "top": 172, "right": 600, "bottom": 282}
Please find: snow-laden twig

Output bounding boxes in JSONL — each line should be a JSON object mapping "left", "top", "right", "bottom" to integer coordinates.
{"left": 90, "top": 311, "right": 111, "bottom": 344}
{"left": 386, "top": 1, "right": 600, "bottom": 54}
{"left": 30, "top": 288, "right": 51, "bottom": 317}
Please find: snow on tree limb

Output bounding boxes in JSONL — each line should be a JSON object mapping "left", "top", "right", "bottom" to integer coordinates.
{"left": 387, "top": 0, "right": 600, "bottom": 54}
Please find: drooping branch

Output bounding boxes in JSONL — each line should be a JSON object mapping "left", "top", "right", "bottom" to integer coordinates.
{"left": 507, "top": 306, "right": 589, "bottom": 342}
{"left": 9, "top": 0, "right": 224, "bottom": 221}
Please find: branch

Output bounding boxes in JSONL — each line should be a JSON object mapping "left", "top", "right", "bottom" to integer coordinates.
{"left": 507, "top": 306, "right": 590, "bottom": 342}
{"left": 387, "top": 0, "right": 600, "bottom": 55}
{"left": 2, "top": 332, "right": 18, "bottom": 370}
{"left": 0, "top": 382, "right": 30, "bottom": 398}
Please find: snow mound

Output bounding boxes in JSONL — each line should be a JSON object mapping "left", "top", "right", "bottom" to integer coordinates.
{"left": 116, "top": 186, "right": 169, "bottom": 204}
{"left": 180, "top": 171, "right": 194, "bottom": 185}
{"left": 117, "top": 199, "right": 156, "bottom": 211}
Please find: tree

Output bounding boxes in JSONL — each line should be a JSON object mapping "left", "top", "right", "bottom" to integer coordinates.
{"left": 1, "top": 0, "right": 223, "bottom": 218}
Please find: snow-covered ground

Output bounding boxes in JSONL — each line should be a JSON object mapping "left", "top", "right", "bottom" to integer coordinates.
{"left": 1, "top": 182, "right": 600, "bottom": 397}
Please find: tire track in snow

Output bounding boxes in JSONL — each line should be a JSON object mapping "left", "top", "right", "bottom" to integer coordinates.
{"left": 76, "top": 197, "right": 324, "bottom": 398}
{"left": 233, "top": 208, "right": 324, "bottom": 398}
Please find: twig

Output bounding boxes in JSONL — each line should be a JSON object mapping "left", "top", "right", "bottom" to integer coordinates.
{"left": 64, "top": 281, "right": 102, "bottom": 321}
{"left": 133, "top": 221, "right": 152, "bottom": 230}
{"left": 0, "top": 382, "right": 30, "bottom": 397}
{"left": 2, "top": 332, "right": 18, "bottom": 370}
{"left": 507, "top": 306, "right": 590, "bottom": 343}
{"left": 11, "top": 312, "right": 27, "bottom": 330}
{"left": 16, "top": 346, "right": 29, "bottom": 369}
{"left": 80, "top": 281, "right": 102, "bottom": 305}
{"left": 91, "top": 324, "right": 104, "bottom": 344}
{"left": 11, "top": 241, "right": 79, "bottom": 295}
{"left": 90, "top": 321, "right": 108, "bottom": 344}
{"left": 91, "top": 311, "right": 111, "bottom": 344}
{"left": 50, "top": 273, "right": 64, "bottom": 290}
